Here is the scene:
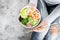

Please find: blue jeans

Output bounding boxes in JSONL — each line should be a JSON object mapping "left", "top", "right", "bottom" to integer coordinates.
{"left": 31, "top": 32, "right": 41, "bottom": 40}
{"left": 31, "top": 0, "right": 59, "bottom": 40}
{"left": 31, "top": 18, "right": 59, "bottom": 40}
{"left": 31, "top": 0, "right": 48, "bottom": 40}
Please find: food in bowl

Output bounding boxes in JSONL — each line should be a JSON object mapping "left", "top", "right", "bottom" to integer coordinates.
{"left": 19, "top": 5, "right": 41, "bottom": 28}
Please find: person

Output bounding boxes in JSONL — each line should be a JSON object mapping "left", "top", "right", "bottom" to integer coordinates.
{"left": 45, "top": 23, "right": 59, "bottom": 40}
{"left": 20, "top": 0, "right": 60, "bottom": 40}
{"left": 28, "top": 0, "right": 60, "bottom": 40}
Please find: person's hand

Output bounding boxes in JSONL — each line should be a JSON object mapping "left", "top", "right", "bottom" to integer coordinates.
{"left": 50, "top": 24, "right": 59, "bottom": 35}
{"left": 28, "top": 3, "right": 36, "bottom": 7}
{"left": 32, "top": 20, "right": 48, "bottom": 32}
{"left": 26, "top": 3, "right": 36, "bottom": 9}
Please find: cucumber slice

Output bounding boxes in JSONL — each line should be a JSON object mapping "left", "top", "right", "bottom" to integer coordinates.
{"left": 30, "top": 20, "right": 38, "bottom": 26}
{"left": 28, "top": 16, "right": 32, "bottom": 21}
{"left": 20, "top": 8, "right": 27, "bottom": 18}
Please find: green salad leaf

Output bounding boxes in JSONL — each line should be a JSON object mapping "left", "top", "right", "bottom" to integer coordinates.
{"left": 22, "top": 18, "right": 28, "bottom": 25}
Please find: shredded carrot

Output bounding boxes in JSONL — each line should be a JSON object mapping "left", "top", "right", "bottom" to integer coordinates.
{"left": 28, "top": 7, "right": 40, "bottom": 20}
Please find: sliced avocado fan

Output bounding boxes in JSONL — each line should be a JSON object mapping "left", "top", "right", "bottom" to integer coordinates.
{"left": 20, "top": 8, "right": 28, "bottom": 18}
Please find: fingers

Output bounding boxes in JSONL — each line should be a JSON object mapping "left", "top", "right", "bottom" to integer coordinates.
{"left": 29, "top": 0, "right": 38, "bottom": 7}
{"left": 28, "top": 3, "right": 36, "bottom": 7}
{"left": 46, "top": 24, "right": 59, "bottom": 40}
{"left": 32, "top": 20, "right": 47, "bottom": 32}
{"left": 50, "top": 24, "right": 59, "bottom": 35}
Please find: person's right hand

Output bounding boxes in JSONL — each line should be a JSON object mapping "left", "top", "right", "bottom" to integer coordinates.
{"left": 32, "top": 20, "right": 48, "bottom": 32}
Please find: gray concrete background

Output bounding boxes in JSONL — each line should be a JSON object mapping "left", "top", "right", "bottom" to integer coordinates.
{"left": 0, "top": 0, "right": 31, "bottom": 40}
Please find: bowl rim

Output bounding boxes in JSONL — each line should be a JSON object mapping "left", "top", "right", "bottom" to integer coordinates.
{"left": 20, "top": 6, "right": 41, "bottom": 28}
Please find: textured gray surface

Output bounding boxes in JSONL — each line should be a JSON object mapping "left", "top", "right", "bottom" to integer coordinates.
{"left": 0, "top": 0, "right": 31, "bottom": 40}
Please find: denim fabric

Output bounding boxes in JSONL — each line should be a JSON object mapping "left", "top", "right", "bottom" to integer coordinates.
{"left": 31, "top": 0, "right": 60, "bottom": 40}
{"left": 31, "top": 0, "right": 49, "bottom": 40}
{"left": 31, "top": 32, "right": 41, "bottom": 40}
{"left": 31, "top": 18, "right": 60, "bottom": 40}
{"left": 45, "top": 17, "right": 60, "bottom": 40}
{"left": 37, "top": 0, "right": 48, "bottom": 20}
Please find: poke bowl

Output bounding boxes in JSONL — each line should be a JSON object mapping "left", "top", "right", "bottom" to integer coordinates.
{"left": 19, "top": 5, "right": 41, "bottom": 28}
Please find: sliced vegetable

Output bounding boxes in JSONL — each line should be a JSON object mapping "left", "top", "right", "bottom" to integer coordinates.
{"left": 20, "top": 8, "right": 27, "bottom": 18}
{"left": 28, "top": 16, "right": 32, "bottom": 21}
{"left": 30, "top": 20, "right": 38, "bottom": 26}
